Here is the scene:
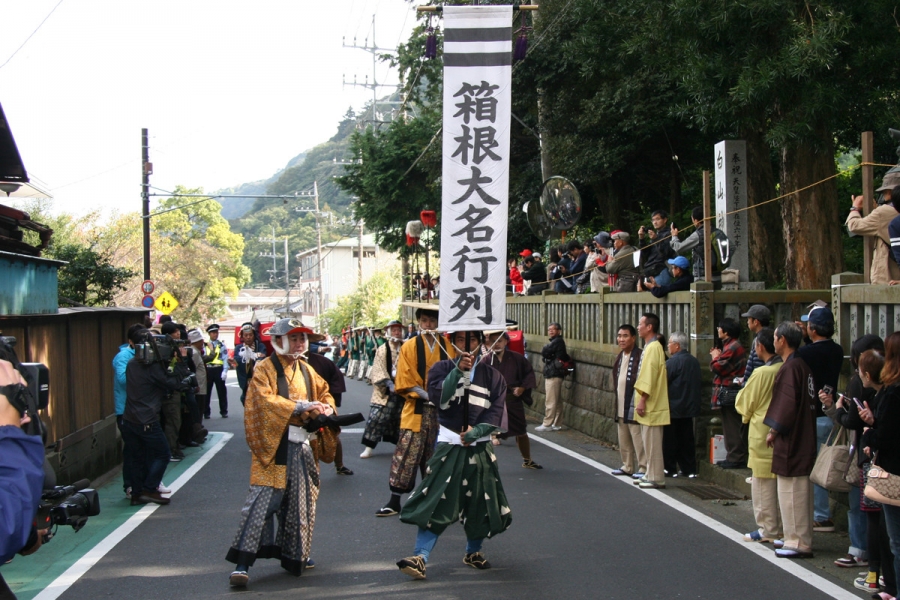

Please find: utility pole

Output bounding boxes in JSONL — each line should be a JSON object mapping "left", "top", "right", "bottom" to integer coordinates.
{"left": 141, "top": 129, "right": 152, "bottom": 280}
{"left": 343, "top": 15, "right": 400, "bottom": 125}
{"left": 259, "top": 227, "right": 291, "bottom": 312}
{"left": 314, "top": 181, "right": 324, "bottom": 322}
{"left": 358, "top": 220, "right": 365, "bottom": 286}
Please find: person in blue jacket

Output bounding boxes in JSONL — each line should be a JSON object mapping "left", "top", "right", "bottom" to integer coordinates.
{"left": 114, "top": 323, "right": 144, "bottom": 498}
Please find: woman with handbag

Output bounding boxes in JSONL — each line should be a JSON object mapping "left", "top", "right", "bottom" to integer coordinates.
{"left": 821, "top": 335, "right": 883, "bottom": 574}
{"left": 861, "top": 334, "right": 900, "bottom": 600}
{"left": 710, "top": 318, "right": 748, "bottom": 469}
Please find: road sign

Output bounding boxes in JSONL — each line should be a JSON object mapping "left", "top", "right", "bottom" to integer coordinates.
{"left": 141, "top": 295, "right": 155, "bottom": 309}
{"left": 141, "top": 280, "right": 155, "bottom": 295}
{"left": 154, "top": 291, "right": 179, "bottom": 315}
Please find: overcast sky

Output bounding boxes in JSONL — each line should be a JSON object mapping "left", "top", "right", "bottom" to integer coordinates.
{"left": 0, "top": 0, "right": 416, "bottom": 218}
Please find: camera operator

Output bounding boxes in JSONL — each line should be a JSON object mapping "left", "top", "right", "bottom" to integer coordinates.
{"left": 159, "top": 322, "right": 195, "bottom": 462}
{"left": 0, "top": 359, "right": 45, "bottom": 595}
{"left": 123, "top": 331, "right": 186, "bottom": 505}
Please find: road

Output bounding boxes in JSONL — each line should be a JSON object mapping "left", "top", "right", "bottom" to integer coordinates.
{"left": 4, "top": 372, "right": 870, "bottom": 599}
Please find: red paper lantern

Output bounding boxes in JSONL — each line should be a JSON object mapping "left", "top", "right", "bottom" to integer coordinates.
{"left": 420, "top": 210, "right": 437, "bottom": 228}
{"left": 406, "top": 233, "right": 419, "bottom": 247}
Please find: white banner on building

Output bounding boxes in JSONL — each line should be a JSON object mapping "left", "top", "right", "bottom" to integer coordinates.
{"left": 714, "top": 140, "right": 749, "bottom": 281}
{"left": 439, "top": 5, "right": 512, "bottom": 330}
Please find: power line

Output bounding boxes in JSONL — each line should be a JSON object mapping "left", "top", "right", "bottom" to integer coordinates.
{"left": 0, "top": 0, "right": 66, "bottom": 71}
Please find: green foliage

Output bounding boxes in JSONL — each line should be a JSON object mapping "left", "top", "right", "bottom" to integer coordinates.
{"left": 319, "top": 268, "right": 402, "bottom": 335}
{"left": 50, "top": 243, "right": 137, "bottom": 306}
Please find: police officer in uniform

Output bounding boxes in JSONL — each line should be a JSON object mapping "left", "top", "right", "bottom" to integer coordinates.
{"left": 204, "top": 324, "right": 230, "bottom": 418}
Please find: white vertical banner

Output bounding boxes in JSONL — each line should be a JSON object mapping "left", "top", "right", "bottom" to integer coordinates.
{"left": 439, "top": 5, "right": 512, "bottom": 330}
{"left": 714, "top": 140, "right": 749, "bottom": 281}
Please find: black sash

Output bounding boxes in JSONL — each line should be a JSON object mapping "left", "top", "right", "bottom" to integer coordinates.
{"left": 270, "top": 356, "right": 312, "bottom": 466}
{"left": 414, "top": 335, "right": 448, "bottom": 414}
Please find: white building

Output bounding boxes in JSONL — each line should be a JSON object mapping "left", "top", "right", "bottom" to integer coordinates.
{"left": 295, "top": 233, "right": 397, "bottom": 322}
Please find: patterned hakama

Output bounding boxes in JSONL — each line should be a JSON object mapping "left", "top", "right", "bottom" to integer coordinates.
{"left": 226, "top": 441, "right": 320, "bottom": 575}
{"left": 361, "top": 397, "right": 402, "bottom": 448}
{"left": 388, "top": 405, "right": 438, "bottom": 494}
{"left": 400, "top": 441, "right": 512, "bottom": 539}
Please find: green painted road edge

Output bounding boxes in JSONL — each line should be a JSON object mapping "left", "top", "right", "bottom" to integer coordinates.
{"left": 2, "top": 432, "right": 231, "bottom": 600}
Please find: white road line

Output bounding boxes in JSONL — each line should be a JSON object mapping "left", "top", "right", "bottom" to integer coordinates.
{"left": 528, "top": 433, "right": 860, "bottom": 600}
{"left": 33, "top": 432, "right": 234, "bottom": 600}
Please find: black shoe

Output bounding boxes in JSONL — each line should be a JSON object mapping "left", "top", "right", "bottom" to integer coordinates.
{"left": 221, "top": 413, "right": 228, "bottom": 418}
{"left": 335, "top": 466, "right": 354, "bottom": 475}
{"left": 204, "top": 413, "right": 211, "bottom": 419}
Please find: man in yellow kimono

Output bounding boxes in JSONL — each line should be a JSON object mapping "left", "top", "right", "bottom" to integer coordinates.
{"left": 633, "top": 313, "right": 670, "bottom": 489}
{"left": 376, "top": 303, "right": 455, "bottom": 517}
{"left": 735, "top": 327, "right": 783, "bottom": 544}
{"left": 226, "top": 319, "right": 335, "bottom": 588}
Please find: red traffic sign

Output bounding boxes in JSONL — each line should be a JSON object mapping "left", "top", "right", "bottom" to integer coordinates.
{"left": 141, "top": 280, "right": 155, "bottom": 295}
{"left": 141, "top": 295, "right": 155, "bottom": 309}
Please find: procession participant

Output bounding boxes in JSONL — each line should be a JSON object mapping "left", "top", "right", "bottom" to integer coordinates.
{"left": 204, "top": 324, "right": 230, "bottom": 418}
{"left": 301, "top": 323, "right": 353, "bottom": 477}
{"left": 228, "top": 323, "right": 267, "bottom": 407}
{"left": 347, "top": 329, "right": 360, "bottom": 380}
{"left": 226, "top": 318, "right": 336, "bottom": 587}
{"left": 483, "top": 328, "right": 541, "bottom": 469}
{"left": 376, "top": 303, "right": 455, "bottom": 517}
{"left": 361, "top": 320, "right": 405, "bottom": 458}
{"left": 397, "top": 329, "right": 511, "bottom": 580}
{"left": 365, "top": 327, "right": 381, "bottom": 384}
{"left": 356, "top": 328, "right": 370, "bottom": 380}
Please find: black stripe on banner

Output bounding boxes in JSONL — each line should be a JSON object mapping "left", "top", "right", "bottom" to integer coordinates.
{"left": 444, "top": 27, "right": 511, "bottom": 43}
{"left": 444, "top": 52, "right": 512, "bottom": 67}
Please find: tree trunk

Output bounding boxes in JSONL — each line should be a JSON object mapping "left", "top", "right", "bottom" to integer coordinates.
{"left": 780, "top": 128, "right": 843, "bottom": 289}
{"left": 742, "top": 129, "right": 785, "bottom": 285}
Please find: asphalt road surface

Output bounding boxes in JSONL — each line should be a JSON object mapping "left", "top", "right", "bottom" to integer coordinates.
{"left": 6, "top": 371, "right": 872, "bottom": 600}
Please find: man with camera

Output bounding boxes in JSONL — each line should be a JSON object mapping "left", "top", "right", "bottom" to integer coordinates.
{"left": 638, "top": 210, "right": 676, "bottom": 287}
{"left": 123, "top": 331, "right": 188, "bottom": 505}
{"left": 0, "top": 359, "right": 45, "bottom": 599}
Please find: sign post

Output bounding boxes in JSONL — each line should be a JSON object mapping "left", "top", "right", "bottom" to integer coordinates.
{"left": 714, "top": 140, "right": 749, "bottom": 281}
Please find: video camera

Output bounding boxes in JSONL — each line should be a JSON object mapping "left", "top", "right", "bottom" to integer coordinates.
{"left": 0, "top": 335, "right": 49, "bottom": 439}
{"left": 134, "top": 333, "right": 190, "bottom": 365}
{"left": 37, "top": 479, "right": 100, "bottom": 540}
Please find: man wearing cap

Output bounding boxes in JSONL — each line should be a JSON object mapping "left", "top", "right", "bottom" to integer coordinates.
{"left": 377, "top": 304, "right": 455, "bottom": 517}
{"left": 484, "top": 329, "right": 542, "bottom": 469}
{"left": 535, "top": 322, "right": 568, "bottom": 432}
{"left": 643, "top": 256, "right": 694, "bottom": 297}
{"left": 605, "top": 231, "right": 640, "bottom": 292}
{"left": 187, "top": 330, "right": 210, "bottom": 443}
{"left": 738, "top": 305, "right": 771, "bottom": 388}
{"left": 361, "top": 320, "right": 406, "bottom": 458}
{"left": 204, "top": 324, "right": 230, "bottom": 419}
{"left": 226, "top": 319, "right": 336, "bottom": 587}
{"left": 229, "top": 323, "right": 268, "bottom": 408}
{"left": 847, "top": 180, "right": 900, "bottom": 285}
{"left": 396, "top": 329, "right": 510, "bottom": 579}
{"left": 521, "top": 253, "right": 548, "bottom": 295}
{"left": 796, "top": 304, "right": 844, "bottom": 533}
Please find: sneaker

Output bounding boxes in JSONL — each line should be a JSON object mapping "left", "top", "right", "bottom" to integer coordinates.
{"left": 376, "top": 507, "right": 399, "bottom": 517}
{"left": 305, "top": 558, "right": 315, "bottom": 569}
{"left": 834, "top": 554, "right": 868, "bottom": 568}
{"left": 360, "top": 447, "right": 374, "bottom": 459}
{"left": 397, "top": 555, "right": 426, "bottom": 579}
{"left": 463, "top": 552, "right": 491, "bottom": 570}
{"left": 169, "top": 455, "right": 183, "bottom": 463}
{"left": 550, "top": 425, "right": 563, "bottom": 431}
{"left": 335, "top": 466, "right": 354, "bottom": 475}
{"left": 743, "top": 530, "right": 772, "bottom": 543}
{"left": 610, "top": 468, "right": 633, "bottom": 477}
{"left": 158, "top": 483, "right": 172, "bottom": 494}
{"left": 686, "top": 473, "right": 699, "bottom": 479}
{"left": 522, "top": 459, "right": 543, "bottom": 470}
{"left": 854, "top": 572, "right": 881, "bottom": 592}
{"left": 813, "top": 519, "right": 835, "bottom": 532}
{"left": 229, "top": 570, "right": 249, "bottom": 587}
{"left": 534, "top": 425, "right": 552, "bottom": 432}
